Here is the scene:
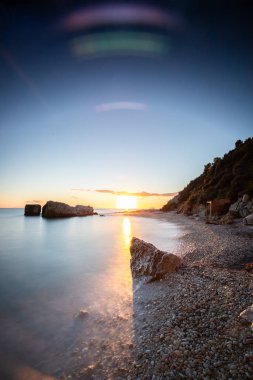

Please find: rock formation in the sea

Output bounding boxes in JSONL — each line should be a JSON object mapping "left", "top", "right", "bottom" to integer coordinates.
{"left": 162, "top": 137, "right": 253, "bottom": 219}
{"left": 130, "top": 237, "right": 182, "bottom": 281}
{"left": 42, "top": 201, "right": 94, "bottom": 218}
{"left": 24, "top": 204, "right": 41, "bottom": 216}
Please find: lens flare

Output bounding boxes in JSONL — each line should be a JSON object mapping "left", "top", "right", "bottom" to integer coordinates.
{"left": 71, "top": 32, "right": 169, "bottom": 59}
{"left": 59, "top": 4, "right": 182, "bottom": 32}
{"left": 96, "top": 102, "right": 147, "bottom": 113}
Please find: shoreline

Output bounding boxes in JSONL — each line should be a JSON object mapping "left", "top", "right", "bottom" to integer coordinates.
{"left": 128, "top": 211, "right": 253, "bottom": 379}
{"left": 64, "top": 211, "right": 253, "bottom": 379}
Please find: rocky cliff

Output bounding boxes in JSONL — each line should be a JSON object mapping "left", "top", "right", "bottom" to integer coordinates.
{"left": 161, "top": 137, "right": 253, "bottom": 219}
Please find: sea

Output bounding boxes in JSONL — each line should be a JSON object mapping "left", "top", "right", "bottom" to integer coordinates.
{"left": 0, "top": 208, "right": 185, "bottom": 379}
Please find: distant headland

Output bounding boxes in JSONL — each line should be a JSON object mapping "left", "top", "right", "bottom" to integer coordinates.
{"left": 161, "top": 137, "right": 253, "bottom": 225}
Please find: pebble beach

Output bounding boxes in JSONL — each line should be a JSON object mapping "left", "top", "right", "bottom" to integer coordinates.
{"left": 64, "top": 212, "right": 253, "bottom": 380}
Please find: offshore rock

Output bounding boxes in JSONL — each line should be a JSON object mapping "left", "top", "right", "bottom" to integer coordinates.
{"left": 130, "top": 237, "right": 182, "bottom": 280}
{"left": 75, "top": 205, "right": 94, "bottom": 216}
{"left": 42, "top": 201, "right": 94, "bottom": 218}
{"left": 24, "top": 204, "right": 41, "bottom": 216}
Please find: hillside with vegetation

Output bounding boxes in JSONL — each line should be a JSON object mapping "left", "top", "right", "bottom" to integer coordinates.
{"left": 162, "top": 137, "right": 253, "bottom": 214}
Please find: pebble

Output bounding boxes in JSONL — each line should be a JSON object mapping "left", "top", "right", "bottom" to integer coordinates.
{"left": 66, "top": 215, "right": 253, "bottom": 380}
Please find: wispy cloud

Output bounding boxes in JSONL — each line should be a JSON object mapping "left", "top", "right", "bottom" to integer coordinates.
{"left": 96, "top": 102, "right": 147, "bottom": 112}
{"left": 71, "top": 189, "right": 177, "bottom": 197}
{"left": 26, "top": 200, "right": 42, "bottom": 204}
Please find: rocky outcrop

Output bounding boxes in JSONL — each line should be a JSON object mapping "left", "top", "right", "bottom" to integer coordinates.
{"left": 42, "top": 201, "right": 94, "bottom": 218}
{"left": 130, "top": 237, "right": 182, "bottom": 280}
{"left": 161, "top": 195, "right": 179, "bottom": 212}
{"left": 75, "top": 205, "right": 94, "bottom": 216}
{"left": 229, "top": 196, "right": 253, "bottom": 218}
{"left": 162, "top": 138, "right": 253, "bottom": 216}
{"left": 24, "top": 204, "right": 41, "bottom": 216}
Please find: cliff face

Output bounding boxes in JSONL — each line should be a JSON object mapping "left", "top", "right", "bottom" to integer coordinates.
{"left": 162, "top": 137, "right": 253, "bottom": 215}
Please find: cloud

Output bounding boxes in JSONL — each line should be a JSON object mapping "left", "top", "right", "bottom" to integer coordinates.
{"left": 26, "top": 200, "right": 42, "bottom": 204}
{"left": 71, "top": 189, "right": 177, "bottom": 197}
{"left": 96, "top": 102, "right": 147, "bottom": 112}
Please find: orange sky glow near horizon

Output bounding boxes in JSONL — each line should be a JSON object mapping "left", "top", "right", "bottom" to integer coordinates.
{"left": 0, "top": 190, "right": 175, "bottom": 210}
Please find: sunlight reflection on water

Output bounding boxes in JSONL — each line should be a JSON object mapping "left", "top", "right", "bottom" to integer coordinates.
{"left": 122, "top": 217, "right": 132, "bottom": 247}
{"left": 0, "top": 210, "right": 185, "bottom": 378}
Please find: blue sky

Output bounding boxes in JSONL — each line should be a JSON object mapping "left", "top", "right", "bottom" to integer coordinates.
{"left": 0, "top": 1, "right": 253, "bottom": 207}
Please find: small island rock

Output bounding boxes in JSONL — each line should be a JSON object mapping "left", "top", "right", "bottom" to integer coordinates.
{"left": 42, "top": 201, "right": 94, "bottom": 218}
{"left": 130, "top": 237, "right": 182, "bottom": 280}
{"left": 24, "top": 204, "right": 41, "bottom": 216}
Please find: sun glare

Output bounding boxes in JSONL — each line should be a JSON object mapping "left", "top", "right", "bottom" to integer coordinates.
{"left": 116, "top": 195, "right": 137, "bottom": 210}
{"left": 122, "top": 217, "right": 132, "bottom": 246}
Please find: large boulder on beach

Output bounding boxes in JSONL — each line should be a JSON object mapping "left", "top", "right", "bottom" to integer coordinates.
{"left": 130, "top": 237, "right": 182, "bottom": 280}
{"left": 42, "top": 201, "right": 94, "bottom": 218}
{"left": 229, "top": 195, "right": 253, "bottom": 218}
{"left": 24, "top": 204, "right": 41, "bottom": 216}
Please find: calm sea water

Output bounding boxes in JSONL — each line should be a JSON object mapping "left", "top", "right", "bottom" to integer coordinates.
{"left": 0, "top": 208, "right": 184, "bottom": 379}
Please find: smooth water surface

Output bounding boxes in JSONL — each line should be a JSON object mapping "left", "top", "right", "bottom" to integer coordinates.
{"left": 0, "top": 209, "right": 184, "bottom": 378}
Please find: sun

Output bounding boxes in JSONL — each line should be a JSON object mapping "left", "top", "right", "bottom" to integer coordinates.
{"left": 116, "top": 195, "right": 137, "bottom": 210}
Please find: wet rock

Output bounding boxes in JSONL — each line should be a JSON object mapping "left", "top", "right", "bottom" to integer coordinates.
{"left": 130, "top": 237, "right": 182, "bottom": 280}
{"left": 24, "top": 204, "right": 41, "bottom": 216}
{"left": 42, "top": 201, "right": 94, "bottom": 218}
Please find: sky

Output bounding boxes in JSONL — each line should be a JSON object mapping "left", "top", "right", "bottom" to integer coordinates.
{"left": 0, "top": 0, "right": 253, "bottom": 208}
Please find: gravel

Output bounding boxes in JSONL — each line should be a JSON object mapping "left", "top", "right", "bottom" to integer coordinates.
{"left": 63, "top": 212, "right": 253, "bottom": 380}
